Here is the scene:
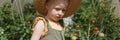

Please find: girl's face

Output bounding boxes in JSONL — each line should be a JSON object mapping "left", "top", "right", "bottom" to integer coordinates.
{"left": 46, "top": 2, "right": 68, "bottom": 22}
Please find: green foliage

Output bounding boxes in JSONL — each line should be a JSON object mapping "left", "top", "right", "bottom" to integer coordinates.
{"left": 0, "top": 0, "right": 120, "bottom": 40}
{"left": 0, "top": 3, "right": 36, "bottom": 40}
{"left": 68, "top": 0, "right": 120, "bottom": 40}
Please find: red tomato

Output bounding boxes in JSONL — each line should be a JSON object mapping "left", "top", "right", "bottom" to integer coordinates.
{"left": 94, "top": 27, "right": 99, "bottom": 33}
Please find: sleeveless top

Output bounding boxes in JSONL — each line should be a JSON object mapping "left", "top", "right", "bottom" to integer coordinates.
{"left": 41, "top": 21, "right": 65, "bottom": 40}
{"left": 32, "top": 17, "right": 65, "bottom": 40}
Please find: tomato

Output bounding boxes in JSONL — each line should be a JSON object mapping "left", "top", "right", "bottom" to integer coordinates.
{"left": 94, "top": 27, "right": 98, "bottom": 31}
{"left": 94, "top": 27, "right": 99, "bottom": 33}
{"left": 98, "top": 32, "right": 105, "bottom": 37}
{"left": 91, "top": 20, "right": 95, "bottom": 24}
{"left": 73, "top": 32, "right": 79, "bottom": 37}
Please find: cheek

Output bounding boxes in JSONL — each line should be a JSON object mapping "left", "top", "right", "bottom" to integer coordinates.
{"left": 48, "top": 9, "right": 57, "bottom": 16}
{"left": 51, "top": 9, "right": 58, "bottom": 15}
{"left": 60, "top": 13, "right": 64, "bottom": 18}
{"left": 62, "top": 13, "right": 65, "bottom": 16}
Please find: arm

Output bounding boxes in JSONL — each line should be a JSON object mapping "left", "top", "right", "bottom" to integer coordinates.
{"left": 31, "top": 20, "right": 45, "bottom": 40}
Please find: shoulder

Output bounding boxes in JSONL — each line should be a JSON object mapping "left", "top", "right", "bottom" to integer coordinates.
{"left": 31, "top": 20, "right": 45, "bottom": 40}
{"left": 34, "top": 20, "right": 44, "bottom": 30}
{"left": 32, "top": 17, "right": 47, "bottom": 30}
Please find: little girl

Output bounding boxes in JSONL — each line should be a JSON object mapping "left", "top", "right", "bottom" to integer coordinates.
{"left": 31, "top": 0, "right": 81, "bottom": 40}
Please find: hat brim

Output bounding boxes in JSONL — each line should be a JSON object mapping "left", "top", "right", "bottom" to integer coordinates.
{"left": 34, "top": 0, "right": 82, "bottom": 18}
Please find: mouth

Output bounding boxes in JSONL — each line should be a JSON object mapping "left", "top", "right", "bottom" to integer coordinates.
{"left": 56, "top": 15, "right": 61, "bottom": 19}
{"left": 57, "top": 16, "right": 60, "bottom": 18}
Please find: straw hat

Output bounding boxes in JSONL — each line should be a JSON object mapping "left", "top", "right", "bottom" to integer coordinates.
{"left": 34, "top": 0, "right": 82, "bottom": 18}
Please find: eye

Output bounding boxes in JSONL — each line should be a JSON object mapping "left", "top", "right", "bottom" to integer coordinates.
{"left": 55, "top": 8, "right": 60, "bottom": 11}
{"left": 62, "top": 9, "right": 66, "bottom": 12}
{"left": 62, "top": 9, "right": 66, "bottom": 13}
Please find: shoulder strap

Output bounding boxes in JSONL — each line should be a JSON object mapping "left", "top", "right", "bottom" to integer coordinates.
{"left": 32, "top": 17, "right": 48, "bottom": 38}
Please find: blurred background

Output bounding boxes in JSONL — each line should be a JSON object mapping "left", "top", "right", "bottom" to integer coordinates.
{"left": 0, "top": 0, "right": 120, "bottom": 40}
